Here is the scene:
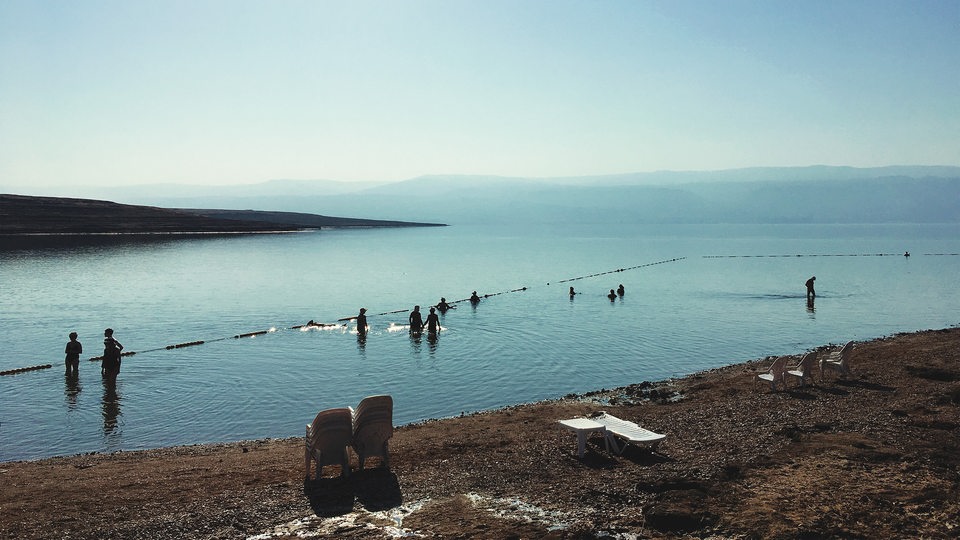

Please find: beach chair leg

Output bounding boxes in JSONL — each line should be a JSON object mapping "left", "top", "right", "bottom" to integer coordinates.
{"left": 606, "top": 432, "right": 624, "bottom": 455}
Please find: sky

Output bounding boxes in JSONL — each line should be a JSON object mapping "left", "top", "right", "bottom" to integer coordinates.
{"left": 1, "top": 0, "right": 958, "bottom": 188}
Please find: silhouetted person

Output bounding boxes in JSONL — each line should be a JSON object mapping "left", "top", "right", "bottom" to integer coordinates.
{"left": 356, "top": 308, "right": 368, "bottom": 335}
{"left": 102, "top": 328, "right": 123, "bottom": 379}
{"left": 409, "top": 305, "right": 423, "bottom": 333}
{"left": 904, "top": 251, "right": 910, "bottom": 257}
{"left": 805, "top": 276, "right": 816, "bottom": 300}
{"left": 617, "top": 284, "right": 625, "bottom": 297}
{"left": 608, "top": 289, "right": 617, "bottom": 301}
{"left": 569, "top": 286, "right": 576, "bottom": 297}
{"left": 64, "top": 331, "right": 82, "bottom": 377}
{"left": 425, "top": 307, "right": 441, "bottom": 334}
{"left": 470, "top": 291, "right": 481, "bottom": 304}
{"left": 436, "top": 297, "right": 454, "bottom": 312}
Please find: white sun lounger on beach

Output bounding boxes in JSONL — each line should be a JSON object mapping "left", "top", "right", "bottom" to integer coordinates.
{"left": 589, "top": 412, "right": 666, "bottom": 455}
{"left": 304, "top": 407, "right": 353, "bottom": 479}
{"left": 785, "top": 351, "right": 818, "bottom": 388}
{"left": 820, "top": 341, "right": 854, "bottom": 380}
{"left": 757, "top": 356, "right": 788, "bottom": 391}
{"left": 351, "top": 395, "right": 394, "bottom": 470}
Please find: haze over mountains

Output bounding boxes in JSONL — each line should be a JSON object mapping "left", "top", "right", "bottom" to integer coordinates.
{"left": 5, "top": 166, "right": 959, "bottom": 225}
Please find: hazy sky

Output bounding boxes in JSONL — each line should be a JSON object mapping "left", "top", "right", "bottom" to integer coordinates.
{"left": 2, "top": 0, "right": 958, "bottom": 187}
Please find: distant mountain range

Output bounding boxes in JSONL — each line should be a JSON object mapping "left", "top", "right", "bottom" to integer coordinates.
{"left": 0, "top": 194, "right": 444, "bottom": 235}
{"left": 3, "top": 165, "right": 959, "bottom": 225}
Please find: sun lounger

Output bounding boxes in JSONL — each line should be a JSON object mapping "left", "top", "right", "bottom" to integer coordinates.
{"left": 304, "top": 407, "right": 353, "bottom": 479}
{"left": 785, "top": 351, "right": 818, "bottom": 388}
{"left": 589, "top": 412, "right": 666, "bottom": 455}
{"left": 351, "top": 395, "right": 394, "bottom": 469}
{"left": 757, "top": 356, "right": 789, "bottom": 391}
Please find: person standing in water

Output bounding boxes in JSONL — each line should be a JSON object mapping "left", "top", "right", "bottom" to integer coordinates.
{"left": 356, "top": 308, "right": 368, "bottom": 335}
{"left": 608, "top": 289, "right": 617, "bottom": 301}
{"left": 64, "top": 331, "right": 82, "bottom": 377}
{"left": 805, "top": 276, "right": 816, "bottom": 300}
{"left": 102, "top": 328, "right": 123, "bottom": 379}
{"left": 617, "top": 284, "right": 625, "bottom": 297}
{"left": 470, "top": 291, "right": 481, "bottom": 304}
{"left": 436, "top": 297, "right": 454, "bottom": 312}
{"left": 569, "top": 286, "right": 577, "bottom": 297}
{"left": 408, "top": 305, "right": 423, "bottom": 333}
{"left": 425, "top": 306, "right": 441, "bottom": 334}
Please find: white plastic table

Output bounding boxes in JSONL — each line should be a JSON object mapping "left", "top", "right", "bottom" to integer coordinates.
{"left": 558, "top": 418, "right": 608, "bottom": 458}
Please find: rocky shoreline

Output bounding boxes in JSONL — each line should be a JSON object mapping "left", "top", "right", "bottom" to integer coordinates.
{"left": 2, "top": 328, "right": 958, "bottom": 538}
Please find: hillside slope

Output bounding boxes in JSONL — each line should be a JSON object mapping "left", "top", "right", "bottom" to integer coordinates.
{"left": 0, "top": 194, "right": 444, "bottom": 235}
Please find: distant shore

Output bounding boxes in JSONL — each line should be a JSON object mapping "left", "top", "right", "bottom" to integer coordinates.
{"left": 2, "top": 327, "right": 958, "bottom": 538}
{"left": 0, "top": 194, "right": 445, "bottom": 236}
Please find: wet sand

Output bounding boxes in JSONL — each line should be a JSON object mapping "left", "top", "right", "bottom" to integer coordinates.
{"left": 2, "top": 328, "right": 958, "bottom": 538}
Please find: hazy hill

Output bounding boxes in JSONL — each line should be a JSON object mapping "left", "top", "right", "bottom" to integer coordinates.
{"left": 5, "top": 166, "right": 958, "bottom": 226}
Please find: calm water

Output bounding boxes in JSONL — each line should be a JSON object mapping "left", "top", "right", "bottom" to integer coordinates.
{"left": 2, "top": 223, "right": 959, "bottom": 462}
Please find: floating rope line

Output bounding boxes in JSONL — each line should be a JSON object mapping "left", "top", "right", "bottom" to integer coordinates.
{"left": 553, "top": 257, "right": 685, "bottom": 284}
{"left": 703, "top": 253, "right": 920, "bottom": 258}
{"left": 10, "top": 256, "right": 682, "bottom": 376}
{"left": 0, "top": 364, "right": 53, "bottom": 376}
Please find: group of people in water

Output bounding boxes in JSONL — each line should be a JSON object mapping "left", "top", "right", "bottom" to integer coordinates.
{"left": 568, "top": 283, "right": 625, "bottom": 300}
{"left": 355, "top": 292, "right": 476, "bottom": 337}
{"left": 63, "top": 328, "right": 123, "bottom": 380}
{"left": 348, "top": 285, "right": 631, "bottom": 338}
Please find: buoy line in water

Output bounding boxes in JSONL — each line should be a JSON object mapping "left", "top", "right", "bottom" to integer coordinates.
{"left": 0, "top": 364, "right": 53, "bottom": 376}
{"left": 702, "top": 253, "right": 954, "bottom": 258}
{"left": 4, "top": 257, "right": 685, "bottom": 377}
{"left": 553, "top": 257, "right": 685, "bottom": 284}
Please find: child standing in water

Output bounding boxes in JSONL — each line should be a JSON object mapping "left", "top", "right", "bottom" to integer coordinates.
{"left": 64, "top": 332, "right": 82, "bottom": 377}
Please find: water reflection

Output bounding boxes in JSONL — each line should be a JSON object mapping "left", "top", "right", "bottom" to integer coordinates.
{"left": 409, "top": 330, "right": 422, "bottom": 354}
{"left": 806, "top": 297, "right": 816, "bottom": 316}
{"left": 101, "top": 379, "right": 122, "bottom": 435}
{"left": 426, "top": 332, "right": 439, "bottom": 355}
{"left": 64, "top": 374, "right": 81, "bottom": 411}
{"left": 356, "top": 332, "right": 367, "bottom": 353}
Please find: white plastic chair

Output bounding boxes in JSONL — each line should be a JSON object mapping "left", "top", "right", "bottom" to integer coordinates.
{"left": 351, "top": 395, "right": 394, "bottom": 470}
{"left": 757, "top": 356, "right": 788, "bottom": 391}
{"left": 304, "top": 407, "right": 353, "bottom": 479}
{"left": 785, "top": 351, "right": 818, "bottom": 388}
{"left": 820, "top": 341, "right": 854, "bottom": 380}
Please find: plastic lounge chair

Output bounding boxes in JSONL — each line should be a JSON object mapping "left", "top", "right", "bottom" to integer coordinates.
{"left": 351, "top": 395, "right": 394, "bottom": 470}
{"left": 304, "top": 407, "right": 353, "bottom": 480}
{"left": 589, "top": 412, "right": 666, "bottom": 455}
{"left": 820, "top": 341, "right": 854, "bottom": 380}
{"left": 785, "top": 351, "right": 818, "bottom": 388}
{"left": 757, "top": 356, "right": 789, "bottom": 391}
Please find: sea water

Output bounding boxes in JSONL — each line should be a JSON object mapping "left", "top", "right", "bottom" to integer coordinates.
{"left": 1, "top": 223, "right": 958, "bottom": 461}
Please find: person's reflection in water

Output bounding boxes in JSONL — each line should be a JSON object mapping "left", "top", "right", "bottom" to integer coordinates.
{"left": 64, "top": 373, "right": 82, "bottom": 411}
{"left": 806, "top": 296, "right": 816, "bottom": 314}
{"left": 101, "top": 379, "right": 121, "bottom": 433}
{"left": 409, "top": 329, "right": 422, "bottom": 354}
{"left": 101, "top": 378, "right": 122, "bottom": 435}
{"left": 426, "top": 331, "right": 439, "bottom": 354}
{"left": 356, "top": 331, "right": 367, "bottom": 353}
